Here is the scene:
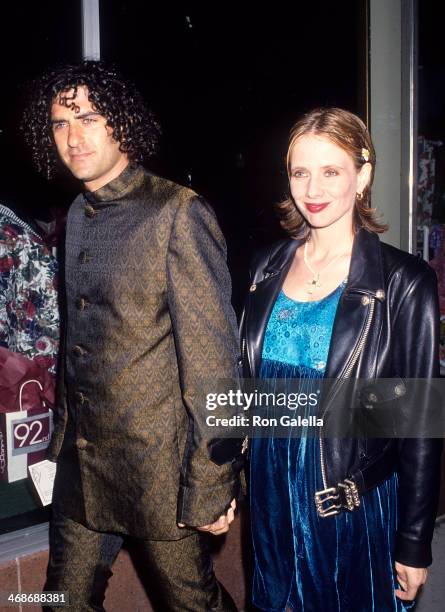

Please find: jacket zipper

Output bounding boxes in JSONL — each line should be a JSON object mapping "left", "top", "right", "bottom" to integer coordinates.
{"left": 319, "top": 295, "right": 376, "bottom": 490}
{"left": 240, "top": 269, "right": 280, "bottom": 377}
{"left": 240, "top": 269, "right": 281, "bottom": 455}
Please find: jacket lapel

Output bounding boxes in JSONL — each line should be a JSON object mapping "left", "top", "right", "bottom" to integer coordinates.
{"left": 245, "top": 229, "right": 386, "bottom": 379}
{"left": 245, "top": 239, "right": 298, "bottom": 376}
{"left": 324, "top": 229, "right": 385, "bottom": 379}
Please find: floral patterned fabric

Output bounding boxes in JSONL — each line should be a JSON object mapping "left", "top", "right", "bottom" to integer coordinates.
{"left": 0, "top": 205, "right": 59, "bottom": 372}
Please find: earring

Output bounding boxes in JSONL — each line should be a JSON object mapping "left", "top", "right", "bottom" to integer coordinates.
{"left": 356, "top": 192, "right": 364, "bottom": 201}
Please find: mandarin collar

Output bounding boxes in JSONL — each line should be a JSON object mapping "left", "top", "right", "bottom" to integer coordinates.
{"left": 83, "top": 163, "right": 146, "bottom": 204}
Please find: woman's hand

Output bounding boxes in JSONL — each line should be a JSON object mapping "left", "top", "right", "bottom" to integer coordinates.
{"left": 394, "top": 562, "right": 427, "bottom": 601}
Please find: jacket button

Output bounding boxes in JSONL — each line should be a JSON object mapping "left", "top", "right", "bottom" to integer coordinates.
{"left": 375, "top": 289, "right": 386, "bottom": 300}
{"left": 250, "top": 284, "right": 257, "bottom": 292}
{"left": 78, "top": 251, "right": 90, "bottom": 264}
{"left": 84, "top": 204, "right": 96, "bottom": 218}
{"left": 73, "top": 344, "right": 86, "bottom": 357}
{"left": 74, "top": 391, "right": 85, "bottom": 404}
{"left": 361, "top": 295, "right": 370, "bottom": 306}
{"left": 394, "top": 383, "right": 406, "bottom": 397}
{"left": 76, "top": 437, "right": 88, "bottom": 450}
{"left": 76, "top": 297, "right": 87, "bottom": 311}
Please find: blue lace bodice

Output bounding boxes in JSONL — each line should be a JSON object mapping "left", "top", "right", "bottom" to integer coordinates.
{"left": 261, "top": 282, "right": 346, "bottom": 372}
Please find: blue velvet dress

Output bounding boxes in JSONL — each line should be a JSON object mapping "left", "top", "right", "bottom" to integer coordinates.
{"left": 250, "top": 284, "right": 412, "bottom": 612}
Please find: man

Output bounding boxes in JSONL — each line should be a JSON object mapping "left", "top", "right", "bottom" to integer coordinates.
{"left": 23, "top": 61, "right": 240, "bottom": 611}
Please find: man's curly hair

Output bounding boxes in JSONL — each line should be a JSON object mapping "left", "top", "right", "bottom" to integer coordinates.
{"left": 22, "top": 60, "right": 161, "bottom": 179}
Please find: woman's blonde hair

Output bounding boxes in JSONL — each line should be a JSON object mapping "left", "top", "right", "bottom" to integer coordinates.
{"left": 276, "top": 107, "right": 387, "bottom": 237}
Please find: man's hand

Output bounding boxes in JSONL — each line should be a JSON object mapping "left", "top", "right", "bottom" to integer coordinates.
{"left": 178, "top": 499, "right": 237, "bottom": 535}
{"left": 394, "top": 561, "right": 427, "bottom": 601}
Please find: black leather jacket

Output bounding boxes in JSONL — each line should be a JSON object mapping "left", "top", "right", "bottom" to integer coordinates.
{"left": 240, "top": 228, "right": 443, "bottom": 567}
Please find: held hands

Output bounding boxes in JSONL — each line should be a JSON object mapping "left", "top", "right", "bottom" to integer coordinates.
{"left": 394, "top": 562, "right": 427, "bottom": 601}
{"left": 178, "top": 499, "right": 237, "bottom": 536}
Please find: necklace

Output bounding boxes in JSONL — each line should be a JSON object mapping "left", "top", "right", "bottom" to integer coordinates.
{"left": 303, "top": 240, "right": 346, "bottom": 295}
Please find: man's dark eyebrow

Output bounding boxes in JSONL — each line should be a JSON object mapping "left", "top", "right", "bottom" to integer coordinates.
{"left": 51, "top": 111, "right": 101, "bottom": 124}
{"left": 74, "top": 111, "right": 102, "bottom": 120}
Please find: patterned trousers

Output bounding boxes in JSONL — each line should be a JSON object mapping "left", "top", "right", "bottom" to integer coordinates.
{"left": 43, "top": 512, "right": 238, "bottom": 612}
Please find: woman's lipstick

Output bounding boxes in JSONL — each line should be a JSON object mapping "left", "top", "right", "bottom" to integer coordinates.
{"left": 305, "top": 202, "right": 329, "bottom": 213}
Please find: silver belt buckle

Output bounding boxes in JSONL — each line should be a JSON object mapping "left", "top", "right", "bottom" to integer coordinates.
{"left": 338, "top": 478, "right": 361, "bottom": 511}
{"left": 314, "top": 487, "right": 341, "bottom": 517}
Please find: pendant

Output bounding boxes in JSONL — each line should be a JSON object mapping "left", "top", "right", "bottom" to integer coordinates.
{"left": 307, "top": 274, "right": 321, "bottom": 294}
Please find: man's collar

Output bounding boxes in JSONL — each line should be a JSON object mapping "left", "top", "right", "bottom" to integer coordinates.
{"left": 83, "top": 163, "right": 146, "bottom": 204}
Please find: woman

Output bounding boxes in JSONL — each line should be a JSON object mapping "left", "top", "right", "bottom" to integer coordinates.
{"left": 241, "top": 108, "right": 442, "bottom": 611}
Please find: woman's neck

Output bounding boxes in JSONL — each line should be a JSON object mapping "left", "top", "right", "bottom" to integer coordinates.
{"left": 307, "top": 224, "right": 355, "bottom": 258}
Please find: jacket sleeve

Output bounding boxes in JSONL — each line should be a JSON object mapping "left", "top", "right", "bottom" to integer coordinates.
{"left": 167, "top": 194, "right": 240, "bottom": 527}
{"left": 46, "top": 231, "right": 68, "bottom": 462}
{"left": 392, "top": 264, "right": 443, "bottom": 567}
{"left": 46, "top": 323, "right": 68, "bottom": 461}
{"left": 0, "top": 224, "right": 59, "bottom": 371}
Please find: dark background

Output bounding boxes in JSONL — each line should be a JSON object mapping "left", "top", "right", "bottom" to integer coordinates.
{"left": 1, "top": 2, "right": 443, "bottom": 297}
{"left": 0, "top": 3, "right": 81, "bottom": 220}
{"left": 418, "top": 2, "right": 445, "bottom": 224}
{"left": 98, "top": 0, "right": 365, "bottom": 307}
{"left": 0, "top": 1, "right": 443, "bottom": 303}
{"left": 419, "top": 2, "right": 445, "bottom": 139}
{"left": 0, "top": 1, "right": 366, "bottom": 308}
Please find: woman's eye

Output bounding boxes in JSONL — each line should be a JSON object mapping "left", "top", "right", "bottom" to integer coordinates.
{"left": 325, "top": 168, "right": 338, "bottom": 176}
{"left": 82, "top": 117, "right": 96, "bottom": 124}
{"left": 292, "top": 170, "right": 307, "bottom": 178}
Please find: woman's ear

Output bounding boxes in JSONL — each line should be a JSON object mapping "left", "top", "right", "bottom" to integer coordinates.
{"left": 357, "top": 162, "right": 372, "bottom": 193}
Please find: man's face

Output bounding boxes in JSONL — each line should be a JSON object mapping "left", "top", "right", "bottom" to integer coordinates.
{"left": 50, "top": 86, "right": 129, "bottom": 191}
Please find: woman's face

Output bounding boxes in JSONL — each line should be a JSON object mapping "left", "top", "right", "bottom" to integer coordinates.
{"left": 289, "top": 133, "right": 371, "bottom": 232}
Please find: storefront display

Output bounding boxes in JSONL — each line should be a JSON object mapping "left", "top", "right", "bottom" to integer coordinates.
{"left": 0, "top": 348, "right": 54, "bottom": 483}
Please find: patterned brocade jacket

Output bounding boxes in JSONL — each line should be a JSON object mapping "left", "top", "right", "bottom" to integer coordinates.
{"left": 48, "top": 164, "right": 240, "bottom": 540}
{"left": 0, "top": 204, "right": 59, "bottom": 372}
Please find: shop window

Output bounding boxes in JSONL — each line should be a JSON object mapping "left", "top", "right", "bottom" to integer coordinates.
{"left": 0, "top": 2, "right": 81, "bottom": 535}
